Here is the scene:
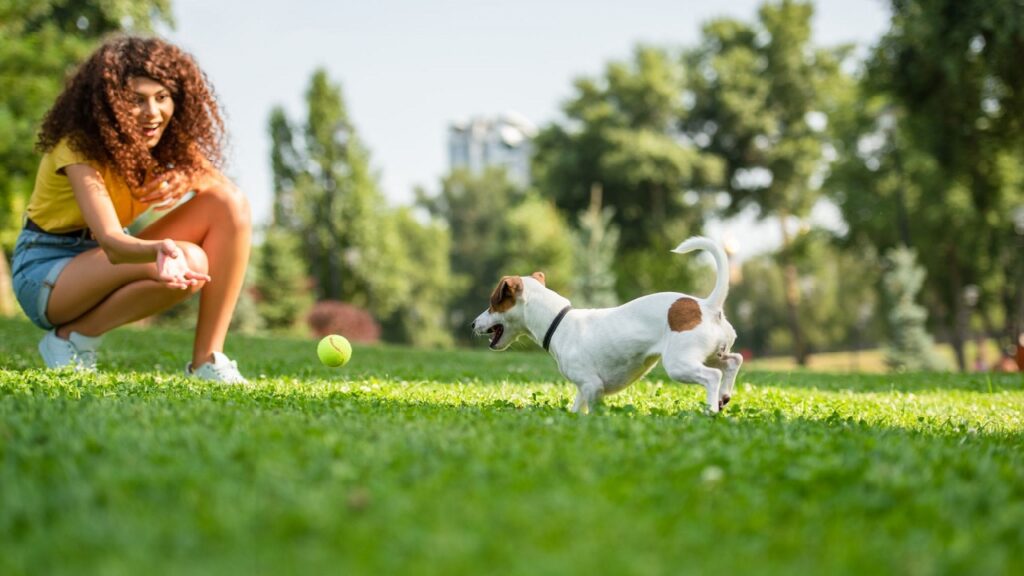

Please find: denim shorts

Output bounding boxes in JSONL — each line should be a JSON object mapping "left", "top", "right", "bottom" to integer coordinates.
{"left": 11, "top": 227, "right": 100, "bottom": 329}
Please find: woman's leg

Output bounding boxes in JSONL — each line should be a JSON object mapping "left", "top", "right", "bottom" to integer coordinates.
{"left": 48, "top": 241, "right": 208, "bottom": 337}
{"left": 48, "top": 178, "right": 250, "bottom": 368}
{"left": 136, "top": 180, "right": 251, "bottom": 367}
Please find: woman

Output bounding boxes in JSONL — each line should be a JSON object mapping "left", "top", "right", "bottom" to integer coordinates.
{"left": 11, "top": 36, "right": 251, "bottom": 383}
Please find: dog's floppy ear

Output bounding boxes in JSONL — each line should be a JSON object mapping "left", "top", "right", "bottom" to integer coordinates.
{"left": 489, "top": 276, "right": 524, "bottom": 312}
{"left": 531, "top": 271, "right": 546, "bottom": 286}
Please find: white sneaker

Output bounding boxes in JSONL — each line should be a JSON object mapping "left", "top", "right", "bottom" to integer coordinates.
{"left": 186, "top": 352, "right": 249, "bottom": 384}
{"left": 38, "top": 330, "right": 103, "bottom": 371}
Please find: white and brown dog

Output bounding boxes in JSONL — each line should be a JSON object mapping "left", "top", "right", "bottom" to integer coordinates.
{"left": 472, "top": 236, "right": 741, "bottom": 414}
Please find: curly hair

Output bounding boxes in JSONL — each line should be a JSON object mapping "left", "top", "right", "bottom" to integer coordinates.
{"left": 37, "top": 35, "right": 225, "bottom": 190}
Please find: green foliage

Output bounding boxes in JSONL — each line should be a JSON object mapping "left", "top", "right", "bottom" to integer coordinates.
{"left": 228, "top": 271, "right": 265, "bottom": 335}
{"left": 253, "top": 226, "right": 312, "bottom": 333}
{"left": 378, "top": 207, "right": 455, "bottom": 348}
{"left": 882, "top": 247, "right": 948, "bottom": 371}
{"left": 729, "top": 233, "right": 884, "bottom": 357}
{"left": 268, "top": 69, "right": 455, "bottom": 344}
{"left": 417, "top": 169, "right": 573, "bottom": 343}
{"left": 683, "top": 0, "right": 854, "bottom": 365}
{"left": 843, "top": 0, "right": 1024, "bottom": 368}
{"left": 570, "top": 187, "right": 620, "bottom": 309}
{"left": 418, "top": 168, "right": 524, "bottom": 337}
{"left": 615, "top": 228, "right": 705, "bottom": 299}
{"left": 532, "top": 45, "right": 723, "bottom": 256}
{"left": 684, "top": 0, "right": 837, "bottom": 217}
{"left": 1, "top": 316, "right": 1023, "bottom": 575}
{"left": 499, "top": 194, "right": 574, "bottom": 294}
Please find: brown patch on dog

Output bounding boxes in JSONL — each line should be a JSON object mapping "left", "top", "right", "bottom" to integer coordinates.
{"left": 668, "top": 298, "right": 702, "bottom": 332}
{"left": 531, "top": 271, "right": 546, "bottom": 286}
{"left": 489, "top": 276, "right": 524, "bottom": 312}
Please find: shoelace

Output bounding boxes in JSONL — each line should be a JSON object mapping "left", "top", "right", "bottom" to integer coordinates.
{"left": 210, "top": 358, "right": 242, "bottom": 380}
{"left": 54, "top": 338, "right": 87, "bottom": 368}
{"left": 77, "top": 349, "right": 97, "bottom": 368}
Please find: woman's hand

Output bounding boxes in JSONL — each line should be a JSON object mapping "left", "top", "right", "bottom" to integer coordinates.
{"left": 155, "top": 239, "right": 211, "bottom": 289}
{"left": 138, "top": 168, "right": 191, "bottom": 210}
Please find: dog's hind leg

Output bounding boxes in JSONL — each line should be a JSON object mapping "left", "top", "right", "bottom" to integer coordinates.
{"left": 663, "top": 357, "right": 723, "bottom": 414}
{"left": 719, "top": 352, "right": 743, "bottom": 408}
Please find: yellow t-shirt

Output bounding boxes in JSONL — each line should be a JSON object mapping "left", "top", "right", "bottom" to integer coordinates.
{"left": 26, "top": 139, "right": 148, "bottom": 233}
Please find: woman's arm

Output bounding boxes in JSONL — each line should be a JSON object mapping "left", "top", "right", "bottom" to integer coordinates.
{"left": 66, "top": 162, "right": 161, "bottom": 264}
{"left": 66, "top": 163, "right": 209, "bottom": 289}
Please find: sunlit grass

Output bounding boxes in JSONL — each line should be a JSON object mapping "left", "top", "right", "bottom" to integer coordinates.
{"left": 1, "top": 316, "right": 1022, "bottom": 576}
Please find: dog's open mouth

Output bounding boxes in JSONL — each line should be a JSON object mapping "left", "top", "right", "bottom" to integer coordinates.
{"left": 486, "top": 324, "right": 504, "bottom": 348}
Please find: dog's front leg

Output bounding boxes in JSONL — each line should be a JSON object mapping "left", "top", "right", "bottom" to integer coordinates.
{"left": 569, "top": 379, "right": 604, "bottom": 415}
{"left": 570, "top": 388, "right": 585, "bottom": 414}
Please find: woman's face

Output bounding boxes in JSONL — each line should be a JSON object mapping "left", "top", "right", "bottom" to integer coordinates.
{"left": 128, "top": 76, "right": 175, "bottom": 148}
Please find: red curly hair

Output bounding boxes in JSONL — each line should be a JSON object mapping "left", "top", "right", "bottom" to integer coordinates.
{"left": 37, "top": 35, "right": 225, "bottom": 190}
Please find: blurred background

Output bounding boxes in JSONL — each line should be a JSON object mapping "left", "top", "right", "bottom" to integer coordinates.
{"left": 1, "top": 0, "right": 1022, "bottom": 373}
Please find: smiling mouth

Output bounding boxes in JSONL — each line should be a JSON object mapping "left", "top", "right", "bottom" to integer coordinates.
{"left": 486, "top": 324, "right": 504, "bottom": 348}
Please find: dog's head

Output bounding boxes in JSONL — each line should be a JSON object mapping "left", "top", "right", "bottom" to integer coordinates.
{"left": 472, "top": 272, "right": 546, "bottom": 350}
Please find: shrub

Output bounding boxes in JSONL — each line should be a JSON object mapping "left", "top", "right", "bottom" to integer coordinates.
{"left": 306, "top": 300, "right": 380, "bottom": 343}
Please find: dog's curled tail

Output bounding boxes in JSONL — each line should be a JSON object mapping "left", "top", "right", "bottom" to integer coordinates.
{"left": 671, "top": 236, "right": 730, "bottom": 309}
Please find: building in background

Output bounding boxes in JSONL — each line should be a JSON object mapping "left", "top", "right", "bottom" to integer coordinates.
{"left": 448, "top": 112, "right": 537, "bottom": 187}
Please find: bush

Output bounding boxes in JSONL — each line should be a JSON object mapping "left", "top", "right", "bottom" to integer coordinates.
{"left": 306, "top": 300, "right": 381, "bottom": 343}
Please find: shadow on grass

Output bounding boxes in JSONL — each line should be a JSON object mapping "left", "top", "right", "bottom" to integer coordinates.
{"left": 3, "top": 316, "right": 1020, "bottom": 394}
{"left": 734, "top": 369, "right": 1023, "bottom": 394}
{"left": 8, "top": 366, "right": 1017, "bottom": 443}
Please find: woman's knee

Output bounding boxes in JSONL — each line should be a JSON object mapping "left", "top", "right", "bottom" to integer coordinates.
{"left": 204, "top": 179, "right": 251, "bottom": 230}
{"left": 178, "top": 241, "right": 209, "bottom": 279}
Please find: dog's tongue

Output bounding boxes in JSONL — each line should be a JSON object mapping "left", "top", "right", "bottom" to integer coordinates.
{"left": 489, "top": 325, "right": 504, "bottom": 347}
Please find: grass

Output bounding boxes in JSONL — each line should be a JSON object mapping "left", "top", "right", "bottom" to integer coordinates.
{"left": 1, "top": 316, "right": 1022, "bottom": 576}
{"left": 746, "top": 340, "right": 1008, "bottom": 373}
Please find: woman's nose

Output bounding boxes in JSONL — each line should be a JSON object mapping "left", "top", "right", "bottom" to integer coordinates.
{"left": 145, "top": 98, "right": 160, "bottom": 118}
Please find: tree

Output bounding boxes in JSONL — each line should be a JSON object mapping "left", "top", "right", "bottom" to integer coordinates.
{"left": 417, "top": 167, "right": 575, "bottom": 343}
{"left": 268, "top": 69, "right": 454, "bottom": 344}
{"left": 379, "top": 207, "right": 455, "bottom": 348}
{"left": 570, "top": 185, "right": 620, "bottom": 309}
{"left": 0, "top": 0, "right": 173, "bottom": 315}
{"left": 831, "top": 0, "right": 1024, "bottom": 370}
{"left": 532, "top": 45, "right": 723, "bottom": 299}
{"left": 727, "top": 231, "right": 883, "bottom": 360}
{"left": 417, "top": 167, "right": 523, "bottom": 337}
{"left": 499, "top": 194, "right": 574, "bottom": 295}
{"left": 253, "top": 226, "right": 312, "bottom": 332}
{"left": 881, "top": 247, "right": 947, "bottom": 371}
{"left": 683, "top": 0, "right": 849, "bottom": 365}
{"left": 270, "top": 70, "right": 401, "bottom": 308}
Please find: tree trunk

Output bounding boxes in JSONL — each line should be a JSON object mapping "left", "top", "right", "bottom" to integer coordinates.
{"left": 651, "top": 184, "right": 665, "bottom": 228}
{"left": 778, "top": 211, "right": 808, "bottom": 366}
{"left": 0, "top": 249, "right": 14, "bottom": 317}
{"left": 947, "top": 245, "right": 967, "bottom": 372}
{"left": 1011, "top": 233, "right": 1024, "bottom": 359}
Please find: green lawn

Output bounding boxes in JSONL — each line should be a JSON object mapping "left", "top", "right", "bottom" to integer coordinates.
{"left": 1, "top": 316, "right": 1022, "bottom": 576}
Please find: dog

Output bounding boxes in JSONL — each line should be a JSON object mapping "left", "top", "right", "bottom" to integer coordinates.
{"left": 472, "top": 236, "right": 741, "bottom": 414}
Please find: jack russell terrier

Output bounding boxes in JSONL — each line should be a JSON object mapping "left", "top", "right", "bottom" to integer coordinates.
{"left": 472, "top": 236, "right": 741, "bottom": 414}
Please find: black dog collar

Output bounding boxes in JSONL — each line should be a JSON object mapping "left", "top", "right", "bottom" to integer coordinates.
{"left": 542, "top": 305, "right": 572, "bottom": 351}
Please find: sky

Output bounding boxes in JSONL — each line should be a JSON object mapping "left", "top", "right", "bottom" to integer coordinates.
{"left": 166, "top": 0, "right": 891, "bottom": 257}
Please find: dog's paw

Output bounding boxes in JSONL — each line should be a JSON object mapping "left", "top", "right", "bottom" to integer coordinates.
{"left": 718, "top": 394, "right": 731, "bottom": 411}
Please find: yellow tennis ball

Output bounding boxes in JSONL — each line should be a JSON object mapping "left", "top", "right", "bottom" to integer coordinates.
{"left": 317, "top": 334, "right": 352, "bottom": 367}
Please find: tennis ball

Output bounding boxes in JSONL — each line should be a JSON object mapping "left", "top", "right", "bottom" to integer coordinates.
{"left": 317, "top": 334, "right": 352, "bottom": 367}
